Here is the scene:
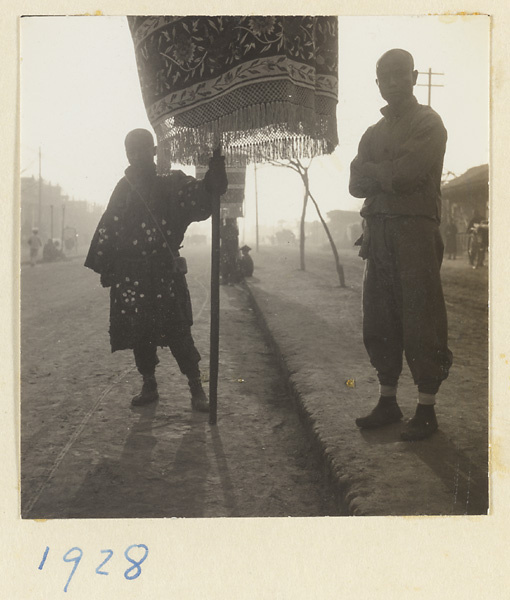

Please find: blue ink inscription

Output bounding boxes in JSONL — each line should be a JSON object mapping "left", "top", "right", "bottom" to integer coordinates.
{"left": 124, "top": 544, "right": 149, "bottom": 580}
{"left": 38, "top": 546, "right": 49, "bottom": 570}
{"left": 62, "top": 547, "right": 83, "bottom": 593}
{"left": 96, "top": 549, "right": 114, "bottom": 576}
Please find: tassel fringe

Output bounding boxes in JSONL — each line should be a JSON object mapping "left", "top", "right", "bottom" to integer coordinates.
{"left": 154, "top": 101, "right": 338, "bottom": 169}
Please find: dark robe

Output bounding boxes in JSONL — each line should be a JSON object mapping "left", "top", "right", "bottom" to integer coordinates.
{"left": 85, "top": 165, "right": 211, "bottom": 352}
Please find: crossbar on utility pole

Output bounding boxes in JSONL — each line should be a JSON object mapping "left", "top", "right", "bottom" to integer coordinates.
{"left": 417, "top": 68, "right": 444, "bottom": 107}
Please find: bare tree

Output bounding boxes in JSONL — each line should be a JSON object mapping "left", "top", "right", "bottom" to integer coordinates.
{"left": 298, "top": 165, "right": 309, "bottom": 271}
{"left": 269, "top": 158, "right": 346, "bottom": 287}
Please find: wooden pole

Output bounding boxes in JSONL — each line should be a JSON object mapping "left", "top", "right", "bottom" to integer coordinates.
{"left": 38, "top": 147, "right": 42, "bottom": 229}
{"left": 254, "top": 162, "right": 259, "bottom": 252}
{"left": 61, "top": 203, "right": 66, "bottom": 256}
{"left": 427, "top": 67, "right": 432, "bottom": 106}
{"left": 209, "top": 147, "right": 222, "bottom": 425}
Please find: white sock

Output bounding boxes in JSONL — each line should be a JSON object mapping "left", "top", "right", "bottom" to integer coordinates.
{"left": 418, "top": 392, "right": 436, "bottom": 406}
{"left": 380, "top": 384, "right": 398, "bottom": 397}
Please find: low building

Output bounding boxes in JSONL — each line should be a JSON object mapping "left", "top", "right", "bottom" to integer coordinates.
{"left": 441, "top": 164, "right": 488, "bottom": 227}
{"left": 440, "top": 164, "right": 488, "bottom": 252}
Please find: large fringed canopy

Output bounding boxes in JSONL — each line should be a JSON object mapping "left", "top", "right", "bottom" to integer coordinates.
{"left": 127, "top": 16, "right": 338, "bottom": 167}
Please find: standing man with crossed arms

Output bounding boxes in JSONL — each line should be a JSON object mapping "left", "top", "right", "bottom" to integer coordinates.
{"left": 349, "top": 49, "right": 452, "bottom": 441}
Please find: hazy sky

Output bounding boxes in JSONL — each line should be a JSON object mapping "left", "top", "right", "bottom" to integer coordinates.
{"left": 20, "top": 15, "right": 489, "bottom": 234}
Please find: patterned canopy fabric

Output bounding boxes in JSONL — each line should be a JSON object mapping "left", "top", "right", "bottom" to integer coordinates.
{"left": 128, "top": 16, "right": 338, "bottom": 166}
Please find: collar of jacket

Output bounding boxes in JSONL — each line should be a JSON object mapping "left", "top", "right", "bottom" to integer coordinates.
{"left": 380, "top": 95, "right": 418, "bottom": 120}
{"left": 124, "top": 164, "right": 157, "bottom": 187}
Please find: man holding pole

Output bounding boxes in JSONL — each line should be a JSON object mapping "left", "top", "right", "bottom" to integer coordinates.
{"left": 85, "top": 128, "right": 227, "bottom": 409}
{"left": 349, "top": 49, "right": 452, "bottom": 441}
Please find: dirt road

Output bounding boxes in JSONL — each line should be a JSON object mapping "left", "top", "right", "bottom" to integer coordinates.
{"left": 20, "top": 243, "right": 488, "bottom": 517}
{"left": 20, "top": 249, "right": 338, "bottom": 518}
{"left": 246, "top": 245, "right": 488, "bottom": 515}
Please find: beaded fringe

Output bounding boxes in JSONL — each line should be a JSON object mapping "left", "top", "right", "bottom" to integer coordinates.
{"left": 154, "top": 101, "right": 338, "bottom": 170}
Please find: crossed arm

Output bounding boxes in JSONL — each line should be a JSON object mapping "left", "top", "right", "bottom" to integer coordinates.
{"left": 349, "top": 114, "right": 447, "bottom": 199}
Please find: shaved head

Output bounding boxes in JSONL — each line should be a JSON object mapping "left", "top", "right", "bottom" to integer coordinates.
{"left": 375, "top": 49, "right": 418, "bottom": 109}
{"left": 376, "top": 49, "right": 414, "bottom": 74}
{"left": 124, "top": 128, "right": 156, "bottom": 170}
{"left": 125, "top": 128, "right": 154, "bottom": 150}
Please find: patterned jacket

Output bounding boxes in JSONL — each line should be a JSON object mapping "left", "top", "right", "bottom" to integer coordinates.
{"left": 85, "top": 165, "right": 212, "bottom": 351}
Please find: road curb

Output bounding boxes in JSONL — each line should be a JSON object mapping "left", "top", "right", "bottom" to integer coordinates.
{"left": 243, "top": 280, "right": 359, "bottom": 516}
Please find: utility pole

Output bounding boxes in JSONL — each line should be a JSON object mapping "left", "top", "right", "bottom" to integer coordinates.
{"left": 417, "top": 68, "right": 444, "bottom": 107}
{"left": 242, "top": 198, "right": 246, "bottom": 243}
{"left": 38, "top": 146, "right": 42, "bottom": 229}
{"left": 61, "top": 202, "right": 66, "bottom": 256}
{"left": 254, "top": 162, "right": 260, "bottom": 252}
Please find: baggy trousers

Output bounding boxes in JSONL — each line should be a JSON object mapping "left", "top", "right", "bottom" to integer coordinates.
{"left": 133, "top": 326, "right": 201, "bottom": 380}
{"left": 362, "top": 216, "right": 453, "bottom": 395}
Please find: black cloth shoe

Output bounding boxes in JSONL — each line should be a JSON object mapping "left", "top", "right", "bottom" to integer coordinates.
{"left": 401, "top": 408, "right": 438, "bottom": 441}
{"left": 355, "top": 397, "right": 403, "bottom": 429}
{"left": 131, "top": 375, "right": 159, "bottom": 407}
{"left": 189, "top": 378, "right": 209, "bottom": 413}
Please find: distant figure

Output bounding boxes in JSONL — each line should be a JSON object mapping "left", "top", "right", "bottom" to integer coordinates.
{"left": 349, "top": 48, "right": 452, "bottom": 441}
{"left": 466, "top": 210, "right": 487, "bottom": 268}
{"left": 53, "top": 240, "right": 65, "bottom": 260}
{"left": 239, "top": 245, "right": 254, "bottom": 277}
{"left": 472, "top": 220, "right": 489, "bottom": 269}
{"left": 220, "top": 218, "right": 240, "bottom": 285}
{"left": 43, "top": 238, "right": 57, "bottom": 262}
{"left": 467, "top": 210, "right": 483, "bottom": 233}
{"left": 85, "top": 128, "right": 227, "bottom": 409}
{"left": 444, "top": 219, "right": 458, "bottom": 260}
{"left": 28, "top": 228, "right": 42, "bottom": 266}
{"left": 64, "top": 236, "right": 76, "bottom": 252}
